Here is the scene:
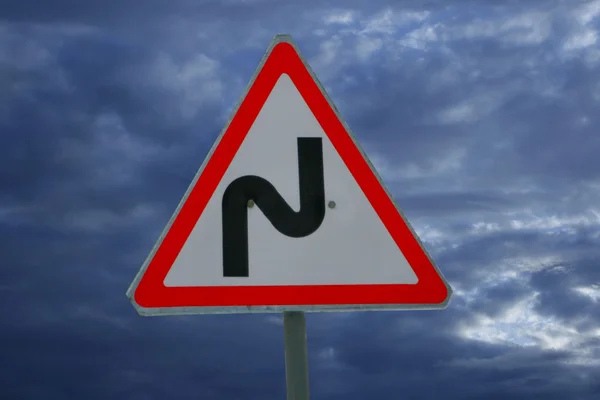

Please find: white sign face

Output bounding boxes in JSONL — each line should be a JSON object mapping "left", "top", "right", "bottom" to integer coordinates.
{"left": 164, "top": 73, "right": 418, "bottom": 287}
{"left": 127, "top": 34, "right": 451, "bottom": 315}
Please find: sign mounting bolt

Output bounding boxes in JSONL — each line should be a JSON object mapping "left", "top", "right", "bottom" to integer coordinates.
{"left": 247, "top": 199, "right": 255, "bottom": 208}
{"left": 328, "top": 201, "right": 336, "bottom": 209}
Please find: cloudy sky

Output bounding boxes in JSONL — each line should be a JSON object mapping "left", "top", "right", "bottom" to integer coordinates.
{"left": 2, "top": 0, "right": 600, "bottom": 398}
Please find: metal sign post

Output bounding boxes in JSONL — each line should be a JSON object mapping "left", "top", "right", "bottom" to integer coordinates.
{"left": 283, "top": 311, "right": 310, "bottom": 400}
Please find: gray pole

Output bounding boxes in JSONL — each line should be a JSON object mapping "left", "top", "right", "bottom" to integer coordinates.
{"left": 283, "top": 311, "right": 310, "bottom": 400}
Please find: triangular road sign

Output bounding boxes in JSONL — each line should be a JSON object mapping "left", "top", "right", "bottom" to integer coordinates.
{"left": 127, "top": 34, "right": 452, "bottom": 315}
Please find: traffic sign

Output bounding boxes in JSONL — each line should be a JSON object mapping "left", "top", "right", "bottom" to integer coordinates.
{"left": 127, "top": 34, "right": 452, "bottom": 315}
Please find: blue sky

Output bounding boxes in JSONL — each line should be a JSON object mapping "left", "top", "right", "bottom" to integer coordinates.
{"left": 2, "top": 0, "right": 600, "bottom": 398}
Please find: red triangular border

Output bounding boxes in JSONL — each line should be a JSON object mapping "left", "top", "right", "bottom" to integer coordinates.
{"left": 132, "top": 38, "right": 450, "bottom": 310}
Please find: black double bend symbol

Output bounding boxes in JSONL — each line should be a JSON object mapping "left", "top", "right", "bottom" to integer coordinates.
{"left": 221, "top": 137, "right": 325, "bottom": 277}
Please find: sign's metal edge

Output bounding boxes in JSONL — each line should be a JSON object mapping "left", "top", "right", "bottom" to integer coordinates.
{"left": 126, "top": 33, "right": 453, "bottom": 317}
{"left": 133, "top": 303, "right": 453, "bottom": 317}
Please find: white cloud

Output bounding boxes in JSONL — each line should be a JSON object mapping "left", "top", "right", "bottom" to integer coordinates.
{"left": 436, "top": 103, "right": 476, "bottom": 124}
{"left": 572, "top": 0, "right": 600, "bottom": 25}
{"left": 574, "top": 285, "right": 600, "bottom": 302}
{"left": 447, "top": 11, "right": 552, "bottom": 45}
{"left": 508, "top": 212, "right": 600, "bottom": 231}
{"left": 163, "top": 53, "right": 221, "bottom": 112}
{"left": 399, "top": 24, "right": 440, "bottom": 50}
{"left": 355, "top": 36, "right": 383, "bottom": 61}
{"left": 362, "top": 8, "right": 399, "bottom": 35}
{"left": 471, "top": 222, "right": 502, "bottom": 234}
{"left": 366, "top": 147, "right": 466, "bottom": 182}
{"left": 563, "top": 29, "right": 598, "bottom": 51}
{"left": 324, "top": 10, "right": 355, "bottom": 25}
{"left": 561, "top": 1, "right": 600, "bottom": 64}
{"left": 311, "top": 8, "right": 435, "bottom": 68}
{"left": 435, "top": 81, "right": 522, "bottom": 124}
{"left": 458, "top": 291, "right": 600, "bottom": 365}
{"left": 414, "top": 224, "right": 446, "bottom": 245}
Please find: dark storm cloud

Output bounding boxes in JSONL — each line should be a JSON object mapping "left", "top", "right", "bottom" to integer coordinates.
{"left": 434, "top": 223, "right": 600, "bottom": 283}
{"left": 468, "top": 279, "right": 534, "bottom": 317}
{"left": 3, "top": 312, "right": 288, "bottom": 399}
{"left": 1, "top": 0, "right": 600, "bottom": 399}
{"left": 397, "top": 191, "right": 515, "bottom": 215}
{"left": 1, "top": 0, "right": 579, "bottom": 25}
{"left": 0, "top": 23, "right": 244, "bottom": 399}
{"left": 530, "top": 257, "right": 600, "bottom": 323}
{"left": 335, "top": 33, "right": 600, "bottom": 192}
{"left": 309, "top": 312, "right": 599, "bottom": 400}
{"left": 0, "top": 26, "right": 225, "bottom": 231}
